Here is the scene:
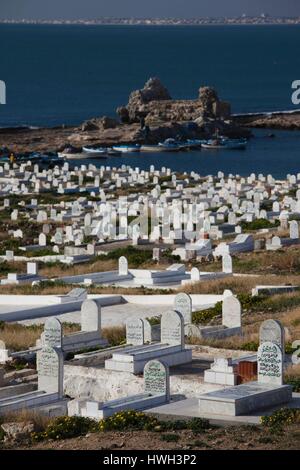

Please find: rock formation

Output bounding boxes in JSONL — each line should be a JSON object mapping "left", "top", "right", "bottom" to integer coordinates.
{"left": 117, "top": 78, "right": 231, "bottom": 124}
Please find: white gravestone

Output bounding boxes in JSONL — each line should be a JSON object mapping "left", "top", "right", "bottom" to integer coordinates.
{"left": 222, "top": 295, "right": 242, "bottom": 328}
{"left": 260, "top": 319, "right": 285, "bottom": 350}
{"left": 161, "top": 310, "right": 184, "bottom": 347}
{"left": 257, "top": 341, "right": 283, "bottom": 386}
{"left": 174, "top": 293, "right": 192, "bottom": 325}
{"left": 190, "top": 267, "right": 200, "bottom": 282}
{"left": 144, "top": 360, "right": 170, "bottom": 400}
{"left": 43, "top": 318, "right": 62, "bottom": 348}
{"left": 81, "top": 299, "right": 102, "bottom": 333}
{"left": 118, "top": 256, "right": 128, "bottom": 275}
{"left": 222, "top": 254, "right": 233, "bottom": 274}
{"left": 126, "top": 318, "right": 144, "bottom": 346}
{"left": 289, "top": 220, "right": 299, "bottom": 239}
{"left": 37, "top": 345, "right": 64, "bottom": 397}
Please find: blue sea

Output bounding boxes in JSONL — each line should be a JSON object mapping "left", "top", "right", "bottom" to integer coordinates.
{"left": 1, "top": 24, "right": 300, "bottom": 177}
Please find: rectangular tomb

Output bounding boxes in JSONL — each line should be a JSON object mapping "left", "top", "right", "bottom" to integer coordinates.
{"left": 198, "top": 381, "right": 292, "bottom": 416}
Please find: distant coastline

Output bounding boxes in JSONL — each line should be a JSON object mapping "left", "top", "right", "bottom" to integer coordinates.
{"left": 1, "top": 16, "right": 300, "bottom": 26}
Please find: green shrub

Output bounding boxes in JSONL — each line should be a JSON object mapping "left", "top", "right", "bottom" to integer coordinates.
{"left": 146, "top": 316, "right": 161, "bottom": 326}
{"left": 160, "top": 433, "right": 180, "bottom": 442}
{"left": 285, "top": 376, "right": 300, "bottom": 392}
{"left": 240, "top": 219, "right": 279, "bottom": 231}
{"left": 192, "top": 302, "right": 222, "bottom": 325}
{"left": 98, "top": 246, "right": 152, "bottom": 267}
{"left": 99, "top": 410, "right": 159, "bottom": 432}
{"left": 261, "top": 408, "right": 300, "bottom": 428}
{"left": 188, "top": 418, "right": 210, "bottom": 434}
{"left": 240, "top": 341, "right": 259, "bottom": 351}
{"left": 31, "top": 416, "right": 97, "bottom": 441}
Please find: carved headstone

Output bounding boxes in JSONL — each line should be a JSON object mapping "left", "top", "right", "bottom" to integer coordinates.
{"left": 37, "top": 345, "right": 64, "bottom": 396}
{"left": 174, "top": 293, "right": 192, "bottom": 325}
{"left": 144, "top": 360, "right": 170, "bottom": 400}
{"left": 126, "top": 317, "right": 144, "bottom": 345}
{"left": 161, "top": 310, "right": 184, "bottom": 347}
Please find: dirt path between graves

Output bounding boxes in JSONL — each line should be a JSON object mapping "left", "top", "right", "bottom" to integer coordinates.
{"left": 4, "top": 425, "right": 300, "bottom": 450}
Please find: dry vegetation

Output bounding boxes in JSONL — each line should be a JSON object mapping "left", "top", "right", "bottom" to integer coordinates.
{"left": 0, "top": 322, "right": 125, "bottom": 351}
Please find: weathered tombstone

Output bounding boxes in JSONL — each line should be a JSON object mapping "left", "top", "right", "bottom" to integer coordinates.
{"left": 81, "top": 299, "right": 101, "bottom": 332}
{"left": 0, "top": 340, "right": 10, "bottom": 364}
{"left": 289, "top": 220, "right": 299, "bottom": 239}
{"left": 144, "top": 360, "right": 170, "bottom": 400}
{"left": 257, "top": 341, "right": 283, "bottom": 386}
{"left": 37, "top": 345, "right": 64, "bottom": 397}
{"left": 190, "top": 267, "right": 200, "bottom": 282}
{"left": 39, "top": 233, "right": 47, "bottom": 247}
{"left": 259, "top": 319, "right": 284, "bottom": 350}
{"left": 152, "top": 247, "right": 160, "bottom": 261}
{"left": 27, "top": 262, "right": 37, "bottom": 276}
{"left": 222, "top": 295, "right": 242, "bottom": 328}
{"left": 174, "top": 293, "right": 192, "bottom": 325}
{"left": 126, "top": 317, "right": 144, "bottom": 345}
{"left": 161, "top": 310, "right": 184, "bottom": 347}
{"left": 43, "top": 317, "right": 63, "bottom": 348}
{"left": 118, "top": 256, "right": 128, "bottom": 275}
{"left": 222, "top": 253, "right": 233, "bottom": 274}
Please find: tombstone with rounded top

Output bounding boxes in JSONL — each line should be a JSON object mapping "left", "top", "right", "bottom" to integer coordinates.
{"left": 161, "top": 310, "right": 184, "bottom": 347}
{"left": 118, "top": 256, "right": 128, "bottom": 275}
{"left": 222, "top": 254, "right": 232, "bottom": 274}
{"left": 43, "top": 317, "right": 62, "bottom": 348}
{"left": 191, "top": 267, "right": 200, "bottom": 282}
{"left": 81, "top": 299, "right": 102, "bottom": 333}
{"left": 174, "top": 293, "right": 192, "bottom": 325}
{"left": 144, "top": 360, "right": 170, "bottom": 400}
{"left": 222, "top": 295, "right": 241, "bottom": 328}
{"left": 257, "top": 341, "right": 283, "bottom": 386}
{"left": 259, "top": 319, "right": 285, "bottom": 350}
{"left": 126, "top": 317, "right": 144, "bottom": 345}
{"left": 37, "top": 345, "right": 64, "bottom": 397}
{"left": 289, "top": 220, "right": 299, "bottom": 240}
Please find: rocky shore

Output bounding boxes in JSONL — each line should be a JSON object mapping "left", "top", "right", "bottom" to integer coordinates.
{"left": 2, "top": 78, "right": 297, "bottom": 154}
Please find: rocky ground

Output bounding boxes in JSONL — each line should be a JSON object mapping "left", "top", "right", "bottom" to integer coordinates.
{"left": 3, "top": 424, "right": 300, "bottom": 450}
{"left": 233, "top": 111, "right": 300, "bottom": 130}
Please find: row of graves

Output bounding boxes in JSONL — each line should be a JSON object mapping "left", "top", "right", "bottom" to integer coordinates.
{"left": 0, "top": 283, "right": 298, "bottom": 421}
{"left": 2, "top": 163, "right": 300, "bottom": 267}
{"left": 0, "top": 254, "right": 234, "bottom": 288}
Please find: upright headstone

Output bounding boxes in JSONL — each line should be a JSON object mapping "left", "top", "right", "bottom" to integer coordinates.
{"left": 126, "top": 318, "right": 144, "bottom": 346}
{"left": 161, "top": 311, "right": 184, "bottom": 347}
{"left": 190, "top": 267, "right": 200, "bottom": 282}
{"left": 43, "top": 318, "right": 62, "bottom": 348}
{"left": 81, "top": 299, "right": 101, "bottom": 333}
{"left": 27, "top": 262, "right": 38, "bottom": 276}
{"left": 174, "top": 293, "right": 192, "bottom": 325}
{"left": 222, "top": 254, "right": 233, "bottom": 274}
{"left": 222, "top": 295, "right": 242, "bottom": 328}
{"left": 37, "top": 345, "right": 64, "bottom": 396}
{"left": 290, "top": 220, "right": 299, "bottom": 239}
{"left": 257, "top": 319, "right": 285, "bottom": 386}
{"left": 259, "top": 319, "right": 285, "bottom": 350}
{"left": 118, "top": 256, "right": 128, "bottom": 275}
{"left": 144, "top": 360, "right": 170, "bottom": 400}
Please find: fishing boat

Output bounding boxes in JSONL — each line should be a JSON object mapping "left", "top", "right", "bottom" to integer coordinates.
{"left": 201, "top": 137, "right": 247, "bottom": 150}
{"left": 140, "top": 144, "right": 163, "bottom": 152}
{"left": 158, "top": 138, "right": 181, "bottom": 152}
{"left": 82, "top": 146, "right": 108, "bottom": 155}
{"left": 112, "top": 144, "right": 141, "bottom": 153}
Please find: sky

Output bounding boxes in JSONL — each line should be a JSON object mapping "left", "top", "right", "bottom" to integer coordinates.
{"left": 1, "top": 0, "right": 300, "bottom": 20}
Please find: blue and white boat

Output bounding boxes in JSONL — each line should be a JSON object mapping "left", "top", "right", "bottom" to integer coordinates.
{"left": 112, "top": 144, "right": 141, "bottom": 153}
{"left": 201, "top": 137, "right": 247, "bottom": 150}
{"left": 158, "top": 138, "right": 181, "bottom": 152}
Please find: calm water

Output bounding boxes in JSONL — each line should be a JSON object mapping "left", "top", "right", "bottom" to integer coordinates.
{"left": 0, "top": 24, "right": 300, "bottom": 177}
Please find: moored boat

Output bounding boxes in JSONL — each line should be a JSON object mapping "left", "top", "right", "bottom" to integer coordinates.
{"left": 140, "top": 144, "right": 164, "bottom": 152}
{"left": 112, "top": 144, "right": 141, "bottom": 153}
{"left": 201, "top": 137, "right": 247, "bottom": 150}
{"left": 82, "top": 146, "right": 108, "bottom": 155}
